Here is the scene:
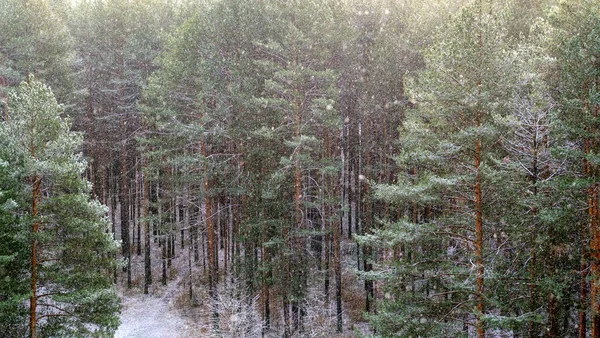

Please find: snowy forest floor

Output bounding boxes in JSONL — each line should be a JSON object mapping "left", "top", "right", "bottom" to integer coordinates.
{"left": 114, "top": 262, "right": 202, "bottom": 338}
{"left": 113, "top": 227, "right": 371, "bottom": 337}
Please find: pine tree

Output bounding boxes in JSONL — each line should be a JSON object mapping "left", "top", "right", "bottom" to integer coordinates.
{"left": 498, "top": 28, "right": 573, "bottom": 336}
{"left": 369, "top": 1, "right": 519, "bottom": 335}
{"left": 2, "top": 76, "right": 120, "bottom": 337}
{"left": 548, "top": 1, "right": 600, "bottom": 336}
{"left": 0, "top": 0, "right": 74, "bottom": 103}
{"left": 251, "top": 1, "right": 346, "bottom": 333}
{"left": 0, "top": 111, "right": 29, "bottom": 337}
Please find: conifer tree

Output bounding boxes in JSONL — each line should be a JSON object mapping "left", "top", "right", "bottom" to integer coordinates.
{"left": 2, "top": 77, "right": 120, "bottom": 338}
{"left": 252, "top": 1, "right": 347, "bottom": 333}
{"left": 548, "top": 1, "right": 600, "bottom": 336}
{"left": 495, "top": 26, "right": 583, "bottom": 336}
{"left": 0, "top": 112, "right": 29, "bottom": 337}
{"left": 0, "top": 0, "right": 74, "bottom": 102}
{"left": 370, "top": 1, "right": 518, "bottom": 335}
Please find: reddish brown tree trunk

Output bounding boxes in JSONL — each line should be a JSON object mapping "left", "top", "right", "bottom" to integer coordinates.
{"left": 30, "top": 174, "right": 41, "bottom": 338}
{"left": 475, "top": 136, "right": 485, "bottom": 338}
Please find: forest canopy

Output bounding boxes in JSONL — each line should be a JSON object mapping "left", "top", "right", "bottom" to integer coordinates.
{"left": 1, "top": 0, "right": 600, "bottom": 337}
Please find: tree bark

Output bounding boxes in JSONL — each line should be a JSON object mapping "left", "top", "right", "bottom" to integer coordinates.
{"left": 364, "top": 172, "right": 373, "bottom": 314}
{"left": 143, "top": 166, "right": 151, "bottom": 294}
{"left": 137, "top": 166, "right": 142, "bottom": 256}
{"left": 29, "top": 174, "right": 41, "bottom": 338}
{"left": 584, "top": 101, "right": 599, "bottom": 338}
{"left": 121, "top": 133, "right": 131, "bottom": 289}
{"left": 335, "top": 214, "right": 342, "bottom": 333}
{"left": 203, "top": 141, "right": 218, "bottom": 331}
{"left": 580, "top": 240, "right": 588, "bottom": 338}
{"left": 475, "top": 136, "right": 485, "bottom": 338}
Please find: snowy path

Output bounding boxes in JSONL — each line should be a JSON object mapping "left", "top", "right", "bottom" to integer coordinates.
{"left": 115, "top": 293, "right": 194, "bottom": 338}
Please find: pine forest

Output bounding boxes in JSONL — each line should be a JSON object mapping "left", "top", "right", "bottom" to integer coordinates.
{"left": 2, "top": 0, "right": 600, "bottom": 337}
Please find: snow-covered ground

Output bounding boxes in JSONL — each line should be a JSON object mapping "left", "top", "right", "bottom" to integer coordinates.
{"left": 114, "top": 262, "right": 205, "bottom": 338}
{"left": 115, "top": 293, "right": 195, "bottom": 338}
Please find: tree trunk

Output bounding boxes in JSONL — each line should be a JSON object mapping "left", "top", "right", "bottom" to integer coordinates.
{"left": 137, "top": 166, "right": 142, "bottom": 256}
{"left": 29, "top": 174, "right": 41, "bottom": 338}
{"left": 121, "top": 148, "right": 131, "bottom": 288}
{"left": 590, "top": 181, "right": 600, "bottom": 338}
{"left": 585, "top": 109, "right": 600, "bottom": 338}
{"left": 529, "top": 119, "right": 540, "bottom": 338}
{"left": 335, "top": 215, "right": 342, "bottom": 333}
{"left": 364, "top": 178, "right": 373, "bottom": 314}
{"left": 262, "top": 236, "right": 270, "bottom": 334}
{"left": 162, "top": 233, "right": 167, "bottom": 286}
{"left": 111, "top": 162, "right": 118, "bottom": 284}
{"left": 203, "top": 141, "right": 218, "bottom": 331}
{"left": 580, "top": 244, "right": 587, "bottom": 338}
{"left": 143, "top": 167, "right": 151, "bottom": 294}
{"left": 475, "top": 136, "right": 485, "bottom": 338}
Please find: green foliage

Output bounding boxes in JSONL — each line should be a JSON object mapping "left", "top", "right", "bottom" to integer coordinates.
{"left": 0, "top": 120, "right": 28, "bottom": 338}
{"left": 2, "top": 77, "right": 120, "bottom": 337}
{"left": 0, "top": 0, "right": 74, "bottom": 102}
{"left": 4, "top": 0, "right": 597, "bottom": 336}
{"left": 368, "top": 1, "right": 530, "bottom": 335}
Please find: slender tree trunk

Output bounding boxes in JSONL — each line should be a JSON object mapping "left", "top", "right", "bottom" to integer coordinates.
{"left": 130, "top": 172, "right": 135, "bottom": 256}
{"left": 475, "top": 136, "right": 485, "bottom": 338}
{"left": 201, "top": 223, "right": 206, "bottom": 274}
{"left": 188, "top": 241, "right": 194, "bottom": 304}
{"left": 193, "top": 210, "right": 199, "bottom": 263}
{"left": 137, "top": 166, "right": 142, "bottom": 256}
{"left": 335, "top": 158, "right": 343, "bottom": 333}
{"left": 159, "top": 178, "right": 167, "bottom": 286}
{"left": 590, "top": 180, "right": 600, "bottom": 338}
{"left": 203, "top": 141, "right": 218, "bottom": 331}
{"left": 262, "top": 234, "right": 270, "bottom": 335}
{"left": 167, "top": 211, "right": 172, "bottom": 270}
{"left": 334, "top": 212, "right": 342, "bottom": 333}
{"left": 580, "top": 243, "right": 588, "bottom": 338}
{"left": 143, "top": 167, "right": 151, "bottom": 294}
{"left": 590, "top": 104, "right": 600, "bottom": 338}
{"left": 111, "top": 162, "right": 118, "bottom": 284}
{"left": 529, "top": 122, "right": 540, "bottom": 338}
{"left": 29, "top": 174, "right": 41, "bottom": 338}
{"left": 332, "top": 131, "right": 343, "bottom": 333}
{"left": 184, "top": 182, "right": 193, "bottom": 304}
{"left": 323, "top": 181, "right": 330, "bottom": 305}
{"left": 323, "top": 133, "right": 332, "bottom": 305}
{"left": 121, "top": 146, "right": 131, "bottom": 288}
{"left": 162, "top": 233, "right": 167, "bottom": 286}
{"left": 363, "top": 173, "right": 373, "bottom": 314}
{"left": 293, "top": 99, "right": 305, "bottom": 335}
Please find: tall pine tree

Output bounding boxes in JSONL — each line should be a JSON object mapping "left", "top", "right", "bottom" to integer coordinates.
{"left": 2, "top": 76, "right": 120, "bottom": 338}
